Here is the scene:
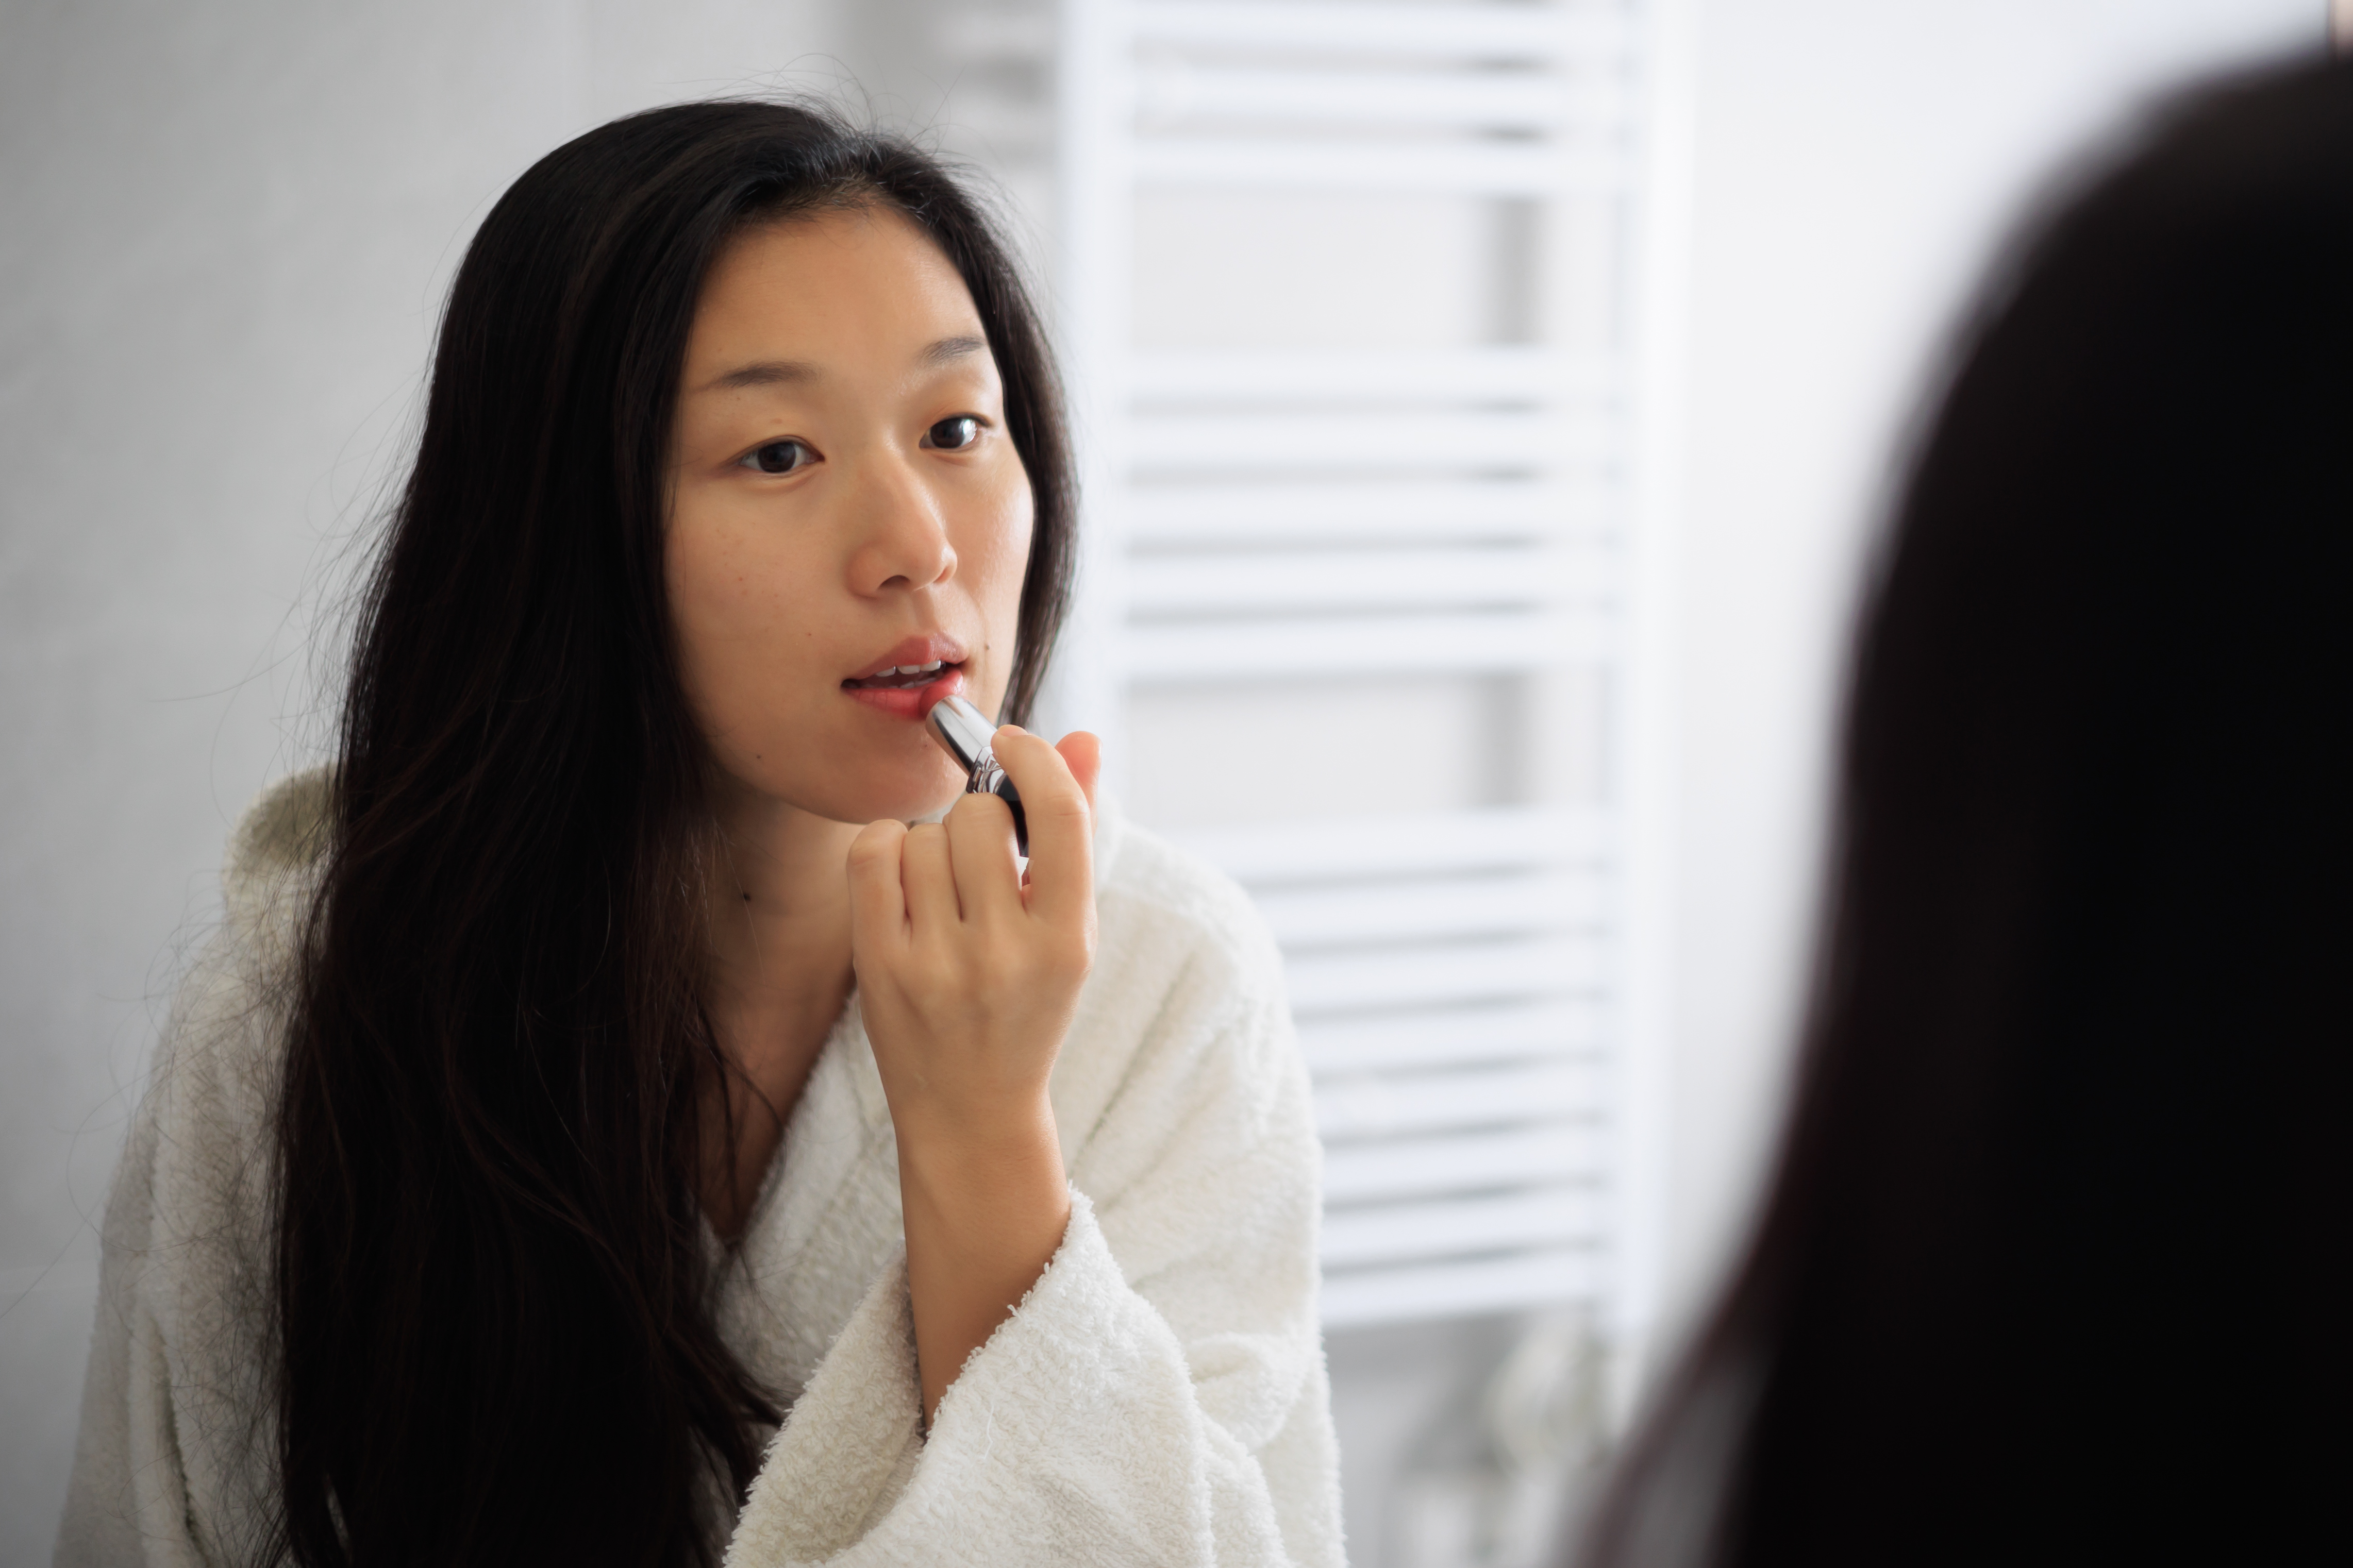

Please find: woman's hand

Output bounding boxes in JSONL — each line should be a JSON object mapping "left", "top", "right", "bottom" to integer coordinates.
{"left": 848, "top": 727, "right": 1101, "bottom": 1424}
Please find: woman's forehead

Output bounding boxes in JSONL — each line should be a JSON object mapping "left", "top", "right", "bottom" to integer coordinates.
{"left": 687, "top": 207, "right": 983, "bottom": 375}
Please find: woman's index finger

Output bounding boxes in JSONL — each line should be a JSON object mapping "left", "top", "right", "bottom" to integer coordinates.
{"left": 846, "top": 817, "right": 912, "bottom": 954}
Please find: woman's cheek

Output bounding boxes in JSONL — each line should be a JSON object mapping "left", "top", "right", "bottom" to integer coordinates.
{"left": 965, "top": 530, "right": 1030, "bottom": 711}
{"left": 666, "top": 500, "right": 785, "bottom": 752}
{"left": 966, "top": 485, "right": 1033, "bottom": 619}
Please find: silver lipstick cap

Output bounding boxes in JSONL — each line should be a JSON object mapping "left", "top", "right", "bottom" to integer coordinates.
{"left": 925, "top": 694, "right": 1028, "bottom": 853}
{"left": 926, "top": 693, "right": 996, "bottom": 775}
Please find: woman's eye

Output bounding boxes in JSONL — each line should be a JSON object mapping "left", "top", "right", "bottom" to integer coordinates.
{"left": 925, "top": 416, "right": 981, "bottom": 451}
{"left": 740, "top": 439, "right": 812, "bottom": 475}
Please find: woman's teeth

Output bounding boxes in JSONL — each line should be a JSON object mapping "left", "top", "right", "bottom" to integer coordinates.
{"left": 851, "top": 660, "right": 947, "bottom": 689}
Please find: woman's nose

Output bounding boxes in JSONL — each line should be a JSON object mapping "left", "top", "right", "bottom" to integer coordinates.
{"left": 845, "top": 448, "right": 956, "bottom": 596}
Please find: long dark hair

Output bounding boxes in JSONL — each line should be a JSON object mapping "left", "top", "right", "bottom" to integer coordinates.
{"left": 271, "top": 101, "right": 1074, "bottom": 1568}
{"left": 1583, "top": 58, "right": 2352, "bottom": 1567}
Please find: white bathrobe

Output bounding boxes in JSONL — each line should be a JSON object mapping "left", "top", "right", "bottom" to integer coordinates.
{"left": 54, "top": 771, "right": 1345, "bottom": 1567}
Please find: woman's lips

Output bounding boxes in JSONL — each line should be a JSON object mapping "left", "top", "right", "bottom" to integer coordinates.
{"left": 849, "top": 635, "right": 965, "bottom": 681}
{"left": 842, "top": 664, "right": 965, "bottom": 718}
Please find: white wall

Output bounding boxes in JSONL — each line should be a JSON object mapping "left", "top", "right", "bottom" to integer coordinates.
{"left": 1651, "top": 0, "right": 2324, "bottom": 1349}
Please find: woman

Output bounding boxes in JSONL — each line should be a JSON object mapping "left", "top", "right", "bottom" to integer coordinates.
{"left": 57, "top": 102, "right": 1341, "bottom": 1568}
{"left": 1579, "top": 57, "right": 2351, "bottom": 1568}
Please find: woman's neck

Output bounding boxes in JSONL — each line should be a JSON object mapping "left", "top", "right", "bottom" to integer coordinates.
{"left": 699, "top": 782, "right": 865, "bottom": 1239}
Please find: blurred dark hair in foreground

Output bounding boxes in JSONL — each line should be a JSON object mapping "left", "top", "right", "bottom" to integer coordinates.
{"left": 1581, "top": 55, "right": 2353, "bottom": 1568}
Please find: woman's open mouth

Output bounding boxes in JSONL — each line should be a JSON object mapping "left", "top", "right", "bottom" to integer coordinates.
{"left": 842, "top": 641, "right": 967, "bottom": 718}
{"left": 846, "top": 660, "right": 951, "bottom": 692}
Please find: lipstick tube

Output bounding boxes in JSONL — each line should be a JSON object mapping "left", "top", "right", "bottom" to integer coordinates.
{"left": 926, "top": 694, "right": 1028, "bottom": 854}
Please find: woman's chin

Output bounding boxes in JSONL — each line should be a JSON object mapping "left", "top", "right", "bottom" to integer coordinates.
{"left": 810, "top": 769, "right": 967, "bottom": 830}
{"left": 877, "top": 787, "right": 969, "bottom": 828}
{"left": 698, "top": 709, "right": 963, "bottom": 817}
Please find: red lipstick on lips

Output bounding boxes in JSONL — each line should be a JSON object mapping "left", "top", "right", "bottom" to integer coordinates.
{"left": 842, "top": 635, "right": 967, "bottom": 719}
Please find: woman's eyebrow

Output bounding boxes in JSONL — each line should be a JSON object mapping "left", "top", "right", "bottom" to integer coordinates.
{"left": 702, "top": 359, "right": 818, "bottom": 392}
{"left": 921, "top": 334, "right": 987, "bottom": 367}
{"left": 699, "top": 336, "right": 983, "bottom": 393}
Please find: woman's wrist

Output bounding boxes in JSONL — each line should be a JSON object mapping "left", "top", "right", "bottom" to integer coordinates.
{"left": 892, "top": 1082, "right": 1056, "bottom": 1155}
{"left": 895, "top": 1092, "right": 1071, "bottom": 1422}
{"left": 894, "top": 1091, "right": 1067, "bottom": 1241}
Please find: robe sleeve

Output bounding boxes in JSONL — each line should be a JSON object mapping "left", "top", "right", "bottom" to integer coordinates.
{"left": 59, "top": 773, "right": 324, "bottom": 1567}
{"left": 723, "top": 935, "right": 1342, "bottom": 1568}
{"left": 55, "top": 899, "right": 289, "bottom": 1568}
{"left": 53, "top": 1069, "right": 205, "bottom": 1568}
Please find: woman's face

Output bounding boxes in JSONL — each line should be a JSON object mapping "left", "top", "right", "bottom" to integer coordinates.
{"left": 667, "top": 206, "right": 1034, "bottom": 828}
